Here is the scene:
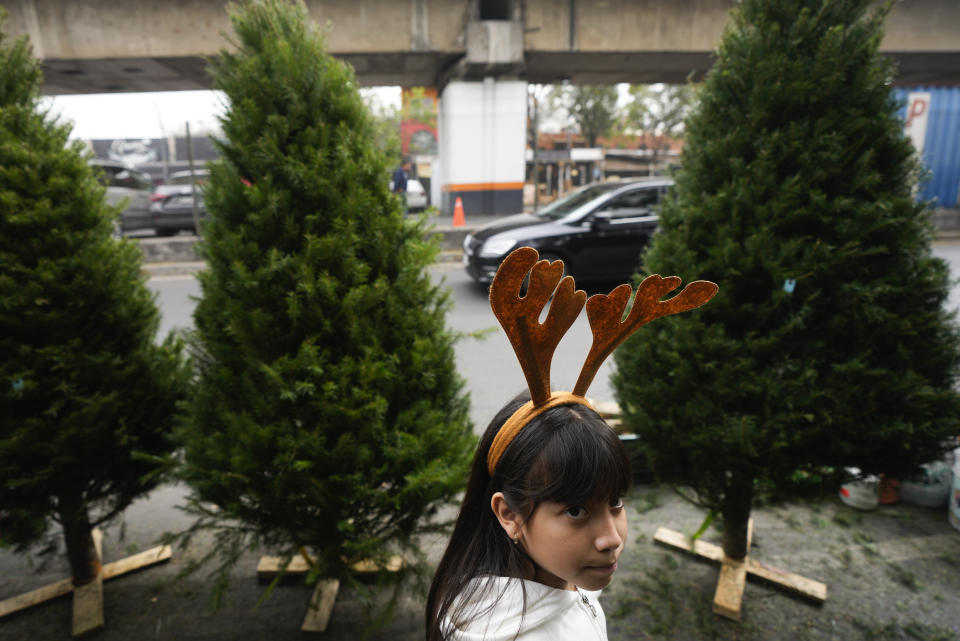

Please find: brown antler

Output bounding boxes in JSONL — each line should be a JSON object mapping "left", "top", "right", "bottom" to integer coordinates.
{"left": 572, "top": 274, "right": 719, "bottom": 396}
{"left": 489, "top": 247, "right": 587, "bottom": 406}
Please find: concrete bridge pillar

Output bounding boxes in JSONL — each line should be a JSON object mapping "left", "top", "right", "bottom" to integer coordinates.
{"left": 437, "top": 78, "right": 526, "bottom": 217}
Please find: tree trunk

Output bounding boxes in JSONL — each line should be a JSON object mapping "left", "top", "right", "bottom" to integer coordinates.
{"left": 720, "top": 475, "right": 754, "bottom": 561}
{"left": 59, "top": 492, "right": 100, "bottom": 586}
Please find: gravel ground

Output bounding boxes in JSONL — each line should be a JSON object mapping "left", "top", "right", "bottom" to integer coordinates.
{"left": 1, "top": 483, "right": 958, "bottom": 641}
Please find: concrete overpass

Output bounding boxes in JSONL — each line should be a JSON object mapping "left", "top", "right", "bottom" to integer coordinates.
{"left": 4, "top": 0, "right": 960, "bottom": 95}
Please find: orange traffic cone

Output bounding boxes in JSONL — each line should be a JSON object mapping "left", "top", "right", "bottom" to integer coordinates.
{"left": 452, "top": 197, "right": 466, "bottom": 227}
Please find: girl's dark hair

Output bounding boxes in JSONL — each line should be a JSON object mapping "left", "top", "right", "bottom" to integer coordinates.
{"left": 425, "top": 391, "right": 632, "bottom": 641}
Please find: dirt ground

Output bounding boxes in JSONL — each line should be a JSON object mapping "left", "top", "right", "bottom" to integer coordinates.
{"left": 1, "top": 483, "right": 959, "bottom": 641}
{"left": 605, "top": 486, "right": 960, "bottom": 641}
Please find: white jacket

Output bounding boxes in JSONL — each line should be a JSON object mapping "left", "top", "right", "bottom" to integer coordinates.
{"left": 442, "top": 577, "right": 608, "bottom": 641}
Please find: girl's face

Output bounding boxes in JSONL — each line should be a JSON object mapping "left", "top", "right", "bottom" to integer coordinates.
{"left": 520, "top": 496, "right": 627, "bottom": 591}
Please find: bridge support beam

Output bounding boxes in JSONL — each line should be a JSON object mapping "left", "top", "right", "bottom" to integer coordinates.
{"left": 438, "top": 78, "right": 526, "bottom": 217}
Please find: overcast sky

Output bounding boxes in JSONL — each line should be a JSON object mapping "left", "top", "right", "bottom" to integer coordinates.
{"left": 40, "top": 87, "right": 402, "bottom": 140}
{"left": 39, "top": 84, "right": 637, "bottom": 141}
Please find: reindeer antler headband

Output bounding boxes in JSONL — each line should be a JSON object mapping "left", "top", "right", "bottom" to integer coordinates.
{"left": 487, "top": 247, "right": 718, "bottom": 476}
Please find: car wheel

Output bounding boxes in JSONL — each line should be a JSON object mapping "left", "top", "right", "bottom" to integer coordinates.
{"left": 156, "top": 228, "right": 178, "bottom": 237}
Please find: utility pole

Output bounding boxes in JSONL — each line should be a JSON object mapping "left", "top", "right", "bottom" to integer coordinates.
{"left": 185, "top": 122, "right": 202, "bottom": 237}
{"left": 530, "top": 86, "right": 540, "bottom": 212}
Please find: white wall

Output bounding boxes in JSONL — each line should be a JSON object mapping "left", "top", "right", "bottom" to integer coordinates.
{"left": 439, "top": 79, "right": 526, "bottom": 188}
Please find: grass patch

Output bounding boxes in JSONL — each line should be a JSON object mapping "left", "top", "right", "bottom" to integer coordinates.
{"left": 877, "top": 508, "right": 913, "bottom": 520}
{"left": 885, "top": 563, "right": 920, "bottom": 591}
{"left": 853, "top": 619, "right": 959, "bottom": 641}
{"left": 940, "top": 554, "right": 960, "bottom": 569}
{"left": 852, "top": 531, "right": 879, "bottom": 558}
{"left": 831, "top": 508, "right": 863, "bottom": 527}
{"left": 606, "top": 556, "right": 682, "bottom": 635}
{"left": 631, "top": 490, "right": 664, "bottom": 515}
{"left": 783, "top": 511, "right": 803, "bottom": 531}
{"left": 831, "top": 546, "right": 853, "bottom": 567}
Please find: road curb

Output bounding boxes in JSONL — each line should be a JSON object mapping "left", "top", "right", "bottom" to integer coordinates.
{"left": 142, "top": 261, "right": 207, "bottom": 277}
{"left": 143, "top": 253, "right": 464, "bottom": 278}
{"left": 139, "top": 219, "right": 960, "bottom": 278}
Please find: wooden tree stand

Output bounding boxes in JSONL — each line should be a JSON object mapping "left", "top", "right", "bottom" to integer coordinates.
{"left": 256, "top": 553, "right": 405, "bottom": 633}
{"left": 654, "top": 519, "right": 827, "bottom": 620}
{"left": 0, "top": 528, "right": 172, "bottom": 636}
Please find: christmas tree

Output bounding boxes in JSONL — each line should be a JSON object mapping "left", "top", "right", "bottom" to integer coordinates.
{"left": 0, "top": 11, "right": 188, "bottom": 585}
{"left": 613, "top": 0, "right": 960, "bottom": 561}
{"left": 176, "top": 0, "right": 473, "bottom": 593}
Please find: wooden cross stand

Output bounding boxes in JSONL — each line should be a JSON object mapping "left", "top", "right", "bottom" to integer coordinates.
{"left": 256, "top": 553, "right": 405, "bottom": 633}
{"left": 0, "top": 528, "right": 172, "bottom": 636}
{"left": 654, "top": 519, "right": 827, "bottom": 620}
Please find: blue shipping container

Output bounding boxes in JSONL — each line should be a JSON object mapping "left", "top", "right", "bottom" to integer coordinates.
{"left": 894, "top": 87, "right": 960, "bottom": 209}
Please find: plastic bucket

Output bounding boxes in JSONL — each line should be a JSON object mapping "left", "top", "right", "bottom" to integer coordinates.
{"left": 950, "top": 448, "right": 960, "bottom": 533}
{"left": 839, "top": 467, "right": 879, "bottom": 511}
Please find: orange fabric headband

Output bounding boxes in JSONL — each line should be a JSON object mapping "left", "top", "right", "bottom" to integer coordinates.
{"left": 486, "top": 392, "right": 593, "bottom": 475}
{"left": 486, "top": 247, "right": 718, "bottom": 476}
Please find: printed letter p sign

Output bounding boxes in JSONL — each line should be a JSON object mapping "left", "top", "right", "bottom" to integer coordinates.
{"left": 904, "top": 92, "right": 931, "bottom": 156}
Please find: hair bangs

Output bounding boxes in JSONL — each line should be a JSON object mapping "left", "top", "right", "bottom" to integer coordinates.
{"left": 522, "top": 406, "right": 632, "bottom": 508}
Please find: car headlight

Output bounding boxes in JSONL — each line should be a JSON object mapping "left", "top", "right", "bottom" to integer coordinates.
{"left": 479, "top": 237, "right": 517, "bottom": 258}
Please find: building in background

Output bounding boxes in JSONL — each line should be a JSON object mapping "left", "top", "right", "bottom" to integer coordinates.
{"left": 895, "top": 87, "right": 960, "bottom": 211}
{"left": 526, "top": 132, "right": 683, "bottom": 207}
{"left": 87, "top": 136, "right": 222, "bottom": 185}
{"left": 401, "top": 87, "right": 438, "bottom": 208}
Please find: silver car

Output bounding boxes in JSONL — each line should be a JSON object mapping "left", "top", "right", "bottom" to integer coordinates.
{"left": 389, "top": 177, "right": 429, "bottom": 212}
{"left": 405, "top": 178, "right": 428, "bottom": 212}
{"left": 150, "top": 169, "right": 210, "bottom": 202}
{"left": 88, "top": 159, "right": 153, "bottom": 234}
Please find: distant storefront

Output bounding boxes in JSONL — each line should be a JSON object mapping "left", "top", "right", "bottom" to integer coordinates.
{"left": 401, "top": 87, "right": 439, "bottom": 206}
{"left": 524, "top": 132, "right": 681, "bottom": 206}
{"left": 895, "top": 87, "right": 960, "bottom": 210}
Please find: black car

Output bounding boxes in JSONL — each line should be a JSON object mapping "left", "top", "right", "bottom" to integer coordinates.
{"left": 463, "top": 179, "right": 672, "bottom": 285}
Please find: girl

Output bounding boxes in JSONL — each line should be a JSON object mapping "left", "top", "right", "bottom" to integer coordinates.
{"left": 426, "top": 246, "right": 716, "bottom": 640}
{"left": 425, "top": 391, "right": 631, "bottom": 641}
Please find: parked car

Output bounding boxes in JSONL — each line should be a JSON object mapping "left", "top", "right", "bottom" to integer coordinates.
{"left": 389, "top": 177, "right": 429, "bottom": 212}
{"left": 149, "top": 190, "right": 205, "bottom": 236}
{"left": 88, "top": 159, "right": 153, "bottom": 234}
{"left": 462, "top": 179, "right": 672, "bottom": 285}
{"left": 150, "top": 169, "right": 210, "bottom": 203}
{"left": 149, "top": 169, "right": 209, "bottom": 236}
{"left": 405, "top": 178, "right": 428, "bottom": 212}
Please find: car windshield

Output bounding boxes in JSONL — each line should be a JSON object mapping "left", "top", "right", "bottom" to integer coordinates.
{"left": 535, "top": 183, "right": 624, "bottom": 220}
